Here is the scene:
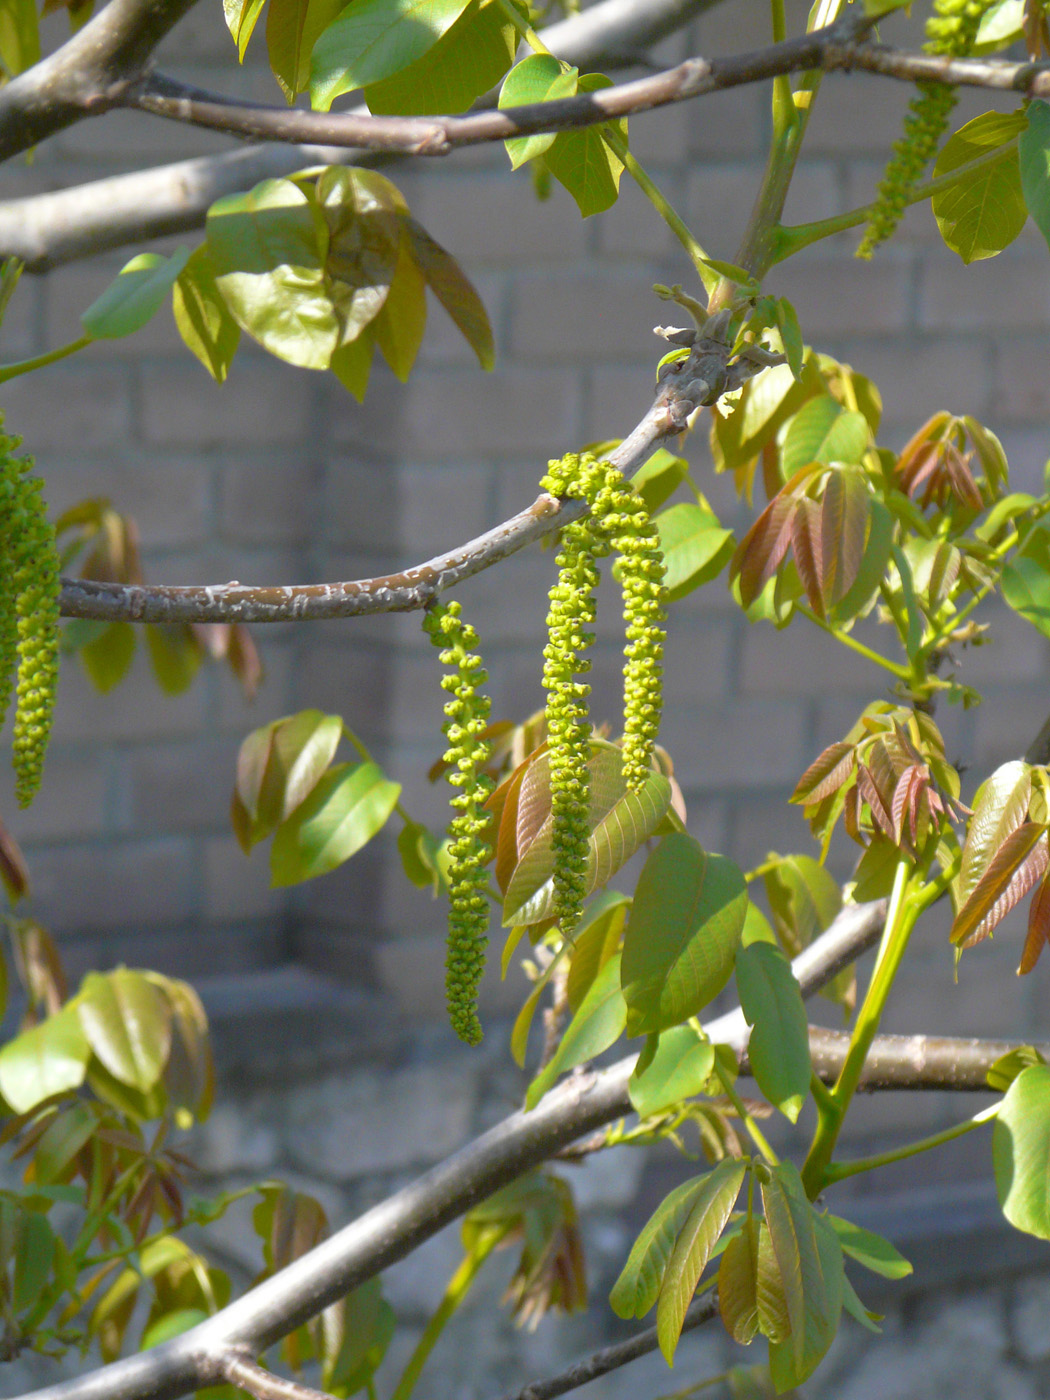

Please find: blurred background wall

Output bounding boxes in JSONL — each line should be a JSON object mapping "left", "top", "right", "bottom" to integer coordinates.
{"left": 4, "top": 0, "right": 1050, "bottom": 1393}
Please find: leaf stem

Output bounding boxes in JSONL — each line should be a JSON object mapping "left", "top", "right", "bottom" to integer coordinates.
{"left": 823, "top": 1101, "right": 1000, "bottom": 1184}
{"left": 711, "top": 1051, "right": 780, "bottom": 1166}
{"left": 773, "top": 138, "right": 1021, "bottom": 261}
{"left": 389, "top": 1226, "right": 510, "bottom": 1400}
{"left": 797, "top": 604, "right": 911, "bottom": 680}
{"left": 0, "top": 334, "right": 92, "bottom": 383}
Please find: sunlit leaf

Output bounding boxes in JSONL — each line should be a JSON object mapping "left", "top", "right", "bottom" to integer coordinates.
{"left": 994, "top": 1062, "right": 1050, "bottom": 1238}
{"left": 173, "top": 246, "right": 242, "bottom": 383}
{"left": 933, "top": 111, "right": 1028, "bottom": 263}
{"left": 543, "top": 74, "right": 627, "bottom": 218}
{"left": 735, "top": 941, "right": 810, "bottom": 1121}
{"left": 366, "top": 0, "right": 519, "bottom": 113}
{"left": 955, "top": 760, "right": 1032, "bottom": 913}
{"left": 78, "top": 969, "right": 173, "bottom": 1093}
{"left": 271, "top": 761, "right": 400, "bottom": 886}
{"left": 499, "top": 55, "right": 579, "bottom": 169}
{"left": 0, "top": 1007, "right": 90, "bottom": 1113}
{"left": 826, "top": 1216, "right": 912, "bottom": 1279}
{"left": 780, "top": 397, "right": 867, "bottom": 480}
{"left": 628, "top": 1024, "right": 715, "bottom": 1117}
{"left": 656, "top": 502, "right": 734, "bottom": 601}
{"left": 951, "top": 822, "right": 1047, "bottom": 948}
{"left": 310, "top": 0, "right": 473, "bottom": 108}
{"left": 82, "top": 251, "right": 190, "bottom": 341}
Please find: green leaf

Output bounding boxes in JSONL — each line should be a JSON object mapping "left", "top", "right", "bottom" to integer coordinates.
{"left": 656, "top": 1158, "right": 747, "bottom": 1362}
{"left": 710, "top": 360, "right": 819, "bottom": 482}
{"left": 621, "top": 833, "right": 747, "bottom": 1037}
{"left": 776, "top": 298, "right": 804, "bottom": 379}
{"left": 1019, "top": 100, "right": 1050, "bottom": 253}
{"left": 146, "top": 624, "right": 203, "bottom": 695}
{"left": 13, "top": 1213, "right": 55, "bottom": 1315}
{"left": 78, "top": 969, "right": 173, "bottom": 1093}
{"left": 404, "top": 215, "right": 494, "bottom": 369}
{"left": 365, "top": 0, "right": 519, "bottom": 114}
{"left": 610, "top": 1176, "right": 722, "bottom": 1320}
{"left": 81, "top": 251, "right": 190, "bottom": 340}
{"left": 0, "top": 0, "right": 40, "bottom": 79}
{"left": 397, "top": 819, "right": 443, "bottom": 892}
{"left": 33, "top": 1101, "right": 98, "bottom": 1184}
{"left": 1003, "top": 523, "right": 1050, "bottom": 638}
{"left": 78, "top": 621, "right": 136, "bottom": 693}
{"left": 502, "top": 747, "right": 671, "bottom": 927}
{"left": 543, "top": 73, "right": 626, "bottom": 218}
{"left": 271, "top": 760, "right": 400, "bottom": 886}
{"left": 172, "top": 246, "right": 242, "bottom": 382}
{"left": 763, "top": 853, "right": 841, "bottom": 956}
{"left": 655, "top": 502, "right": 734, "bottom": 601}
{"left": 499, "top": 55, "right": 579, "bottom": 169}
{"left": 267, "top": 0, "right": 344, "bottom": 100}
{"left": 718, "top": 1217, "right": 761, "bottom": 1345}
{"left": 0, "top": 1006, "right": 90, "bottom": 1113}
{"left": 372, "top": 234, "right": 428, "bottom": 381}
{"left": 994, "top": 1062, "right": 1050, "bottom": 1238}
{"left": 525, "top": 953, "right": 626, "bottom": 1109}
{"left": 309, "top": 0, "right": 473, "bottom": 108}
{"left": 841, "top": 1272, "right": 883, "bottom": 1334}
{"left": 565, "top": 892, "right": 630, "bottom": 1011}
{"left": 826, "top": 1216, "right": 912, "bottom": 1279}
{"left": 224, "top": 0, "right": 266, "bottom": 57}
{"left": 206, "top": 179, "right": 336, "bottom": 369}
{"left": 933, "top": 111, "right": 1028, "bottom": 263}
{"left": 735, "top": 941, "right": 810, "bottom": 1122}
{"left": 630, "top": 449, "right": 689, "bottom": 514}
{"left": 890, "top": 542, "right": 924, "bottom": 665}
{"left": 762, "top": 1164, "right": 843, "bottom": 1387}
{"left": 628, "top": 1025, "right": 715, "bottom": 1117}
{"left": 233, "top": 709, "right": 344, "bottom": 851}
{"left": 780, "top": 397, "right": 868, "bottom": 480}
{"left": 829, "top": 499, "right": 893, "bottom": 626}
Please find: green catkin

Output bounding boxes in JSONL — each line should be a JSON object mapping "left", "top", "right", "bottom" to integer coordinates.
{"left": 423, "top": 599, "right": 494, "bottom": 1046}
{"left": 540, "top": 453, "right": 667, "bottom": 935}
{"left": 0, "top": 418, "right": 59, "bottom": 807}
{"left": 857, "top": 0, "right": 995, "bottom": 259}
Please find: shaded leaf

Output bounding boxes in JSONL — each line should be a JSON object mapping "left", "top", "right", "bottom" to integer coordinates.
{"left": 525, "top": 954, "right": 626, "bottom": 1109}
{"left": 1020, "top": 868, "right": 1050, "bottom": 973}
{"left": 404, "top": 216, "right": 494, "bottom": 369}
{"left": 1019, "top": 99, "right": 1050, "bottom": 252}
{"left": 718, "top": 1216, "right": 760, "bottom": 1344}
{"left": 621, "top": 834, "right": 747, "bottom": 1037}
{"left": 628, "top": 1025, "right": 715, "bottom": 1117}
{"left": 1003, "top": 523, "right": 1050, "bottom": 639}
{"left": 735, "top": 941, "right": 810, "bottom": 1121}
{"left": 173, "top": 246, "right": 242, "bottom": 384}
{"left": 656, "top": 1158, "right": 747, "bottom": 1362}
{"left": 609, "top": 1177, "right": 712, "bottom": 1320}
{"left": 267, "top": 0, "right": 343, "bottom": 100}
{"left": 78, "top": 621, "right": 136, "bottom": 693}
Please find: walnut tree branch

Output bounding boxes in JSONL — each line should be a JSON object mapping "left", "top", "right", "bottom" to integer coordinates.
{"left": 0, "top": 0, "right": 718, "bottom": 269}
{"left": 0, "top": 0, "right": 201, "bottom": 159}
{"left": 804, "top": 1028, "right": 1048, "bottom": 1091}
{"left": 55, "top": 338, "right": 734, "bottom": 625}
{"left": 12, "top": 899, "right": 886, "bottom": 1400}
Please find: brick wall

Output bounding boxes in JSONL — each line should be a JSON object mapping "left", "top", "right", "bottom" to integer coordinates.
{"left": 3, "top": 0, "right": 1050, "bottom": 1111}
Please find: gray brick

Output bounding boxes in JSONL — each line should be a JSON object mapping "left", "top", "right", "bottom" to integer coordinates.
{"left": 658, "top": 695, "right": 810, "bottom": 789}
{"left": 28, "top": 838, "right": 197, "bottom": 933}
{"left": 2, "top": 363, "right": 131, "bottom": 450}
{"left": 203, "top": 835, "right": 278, "bottom": 922}
{"left": 510, "top": 271, "right": 670, "bottom": 364}
{"left": 140, "top": 359, "right": 316, "bottom": 447}
{"left": 400, "top": 368, "right": 581, "bottom": 460}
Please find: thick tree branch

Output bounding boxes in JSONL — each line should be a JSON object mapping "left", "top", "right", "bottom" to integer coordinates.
{"left": 0, "top": 0, "right": 718, "bottom": 269}
{"left": 0, "top": 0, "right": 200, "bottom": 159}
{"left": 13, "top": 900, "right": 886, "bottom": 1400}
{"left": 805, "top": 1028, "right": 1048, "bottom": 1091}
{"left": 55, "top": 338, "right": 731, "bottom": 624}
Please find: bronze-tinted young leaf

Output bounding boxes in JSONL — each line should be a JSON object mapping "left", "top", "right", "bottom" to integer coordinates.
{"left": 791, "top": 741, "right": 855, "bottom": 807}
{"left": 950, "top": 822, "right": 1048, "bottom": 948}
{"left": 566, "top": 893, "right": 629, "bottom": 1011}
{"left": 791, "top": 496, "right": 823, "bottom": 616}
{"left": 718, "top": 1216, "right": 760, "bottom": 1344}
{"left": 761, "top": 1163, "right": 843, "bottom": 1383}
{"left": 820, "top": 468, "right": 869, "bottom": 607}
{"left": 732, "top": 490, "right": 799, "bottom": 609}
{"left": 656, "top": 1158, "right": 747, "bottom": 1362}
{"left": 525, "top": 954, "right": 626, "bottom": 1109}
{"left": 1020, "top": 868, "right": 1050, "bottom": 973}
{"left": 956, "top": 760, "right": 1032, "bottom": 912}
{"left": 0, "top": 813, "right": 29, "bottom": 903}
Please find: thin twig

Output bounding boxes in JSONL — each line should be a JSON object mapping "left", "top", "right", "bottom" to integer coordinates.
{"left": 53, "top": 341, "right": 720, "bottom": 625}
{"left": 219, "top": 1352, "right": 335, "bottom": 1400}
{"left": 495, "top": 1295, "right": 719, "bottom": 1400}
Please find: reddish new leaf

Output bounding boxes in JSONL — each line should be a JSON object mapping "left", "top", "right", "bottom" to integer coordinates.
{"left": 732, "top": 491, "right": 798, "bottom": 608}
{"left": 792, "top": 741, "right": 855, "bottom": 807}
{"left": 791, "top": 497, "right": 824, "bottom": 616}
{"left": 857, "top": 761, "right": 894, "bottom": 840}
{"left": 820, "top": 468, "right": 869, "bottom": 607}
{"left": 951, "top": 822, "right": 1049, "bottom": 948}
{"left": 1020, "top": 869, "right": 1050, "bottom": 973}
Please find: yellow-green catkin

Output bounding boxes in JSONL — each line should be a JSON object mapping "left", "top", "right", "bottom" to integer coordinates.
{"left": 424, "top": 599, "right": 494, "bottom": 1046}
{"left": 0, "top": 418, "right": 60, "bottom": 807}
{"left": 540, "top": 453, "right": 667, "bottom": 935}
{"left": 858, "top": 0, "right": 994, "bottom": 258}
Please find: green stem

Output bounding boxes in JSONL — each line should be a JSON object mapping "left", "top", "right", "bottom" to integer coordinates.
{"left": 0, "top": 335, "right": 92, "bottom": 384}
{"left": 710, "top": 1051, "right": 779, "bottom": 1166}
{"left": 389, "top": 1227, "right": 509, "bottom": 1400}
{"left": 878, "top": 579, "right": 914, "bottom": 655}
{"left": 492, "top": 0, "right": 717, "bottom": 291}
{"left": 774, "top": 138, "right": 1020, "bottom": 261}
{"left": 797, "top": 604, "right": 911, "bottom": 681}
{"left": 769, "top": 0, "right": 796, "bottom": 140}
{"left": 824, "top": 1102, "right": 999, "bottom": 1184}
{"left": 342, "top": 722, "right": 418, "bottom": 828}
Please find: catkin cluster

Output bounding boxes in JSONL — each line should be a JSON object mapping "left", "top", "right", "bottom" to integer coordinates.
{"left": 423, "top": 599, "right": 494, "bottom": 1045}
{"left": 857, "top": 0, "right": 994, "bottom": 258}
{"left": 540, "top": 452, "right": 667, "bottom": 936}
{"left": 0, "top": 418, "right": 60, "bottom": 807}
